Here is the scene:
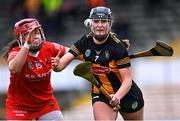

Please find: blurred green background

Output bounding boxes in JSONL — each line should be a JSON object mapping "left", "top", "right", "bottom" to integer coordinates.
{"left": 0, "top": 0, "right": 180, "bottom": 120}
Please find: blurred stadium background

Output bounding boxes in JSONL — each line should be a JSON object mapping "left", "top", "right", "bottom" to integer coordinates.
{"left": 0, "top": 0, "right": 180, "bottom": 120}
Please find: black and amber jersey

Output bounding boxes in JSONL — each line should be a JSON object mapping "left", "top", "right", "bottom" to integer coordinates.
{"left": 69, "top": 32, "right": 131, "bottom": 94}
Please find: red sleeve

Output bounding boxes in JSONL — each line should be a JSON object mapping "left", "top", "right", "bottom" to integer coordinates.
{"left": 52, "top": 42, "right": 66, "bottom": 57}
{"left": 7, "top": 47, "right": 20, "bottom": 63}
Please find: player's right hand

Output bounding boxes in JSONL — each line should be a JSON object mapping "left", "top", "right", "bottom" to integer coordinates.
{"left": 109, "top": 94, "right": 120, "bottom": 107}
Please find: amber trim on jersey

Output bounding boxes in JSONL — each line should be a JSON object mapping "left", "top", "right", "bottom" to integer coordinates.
{"left": 86, "top": 32, "right": 93, "bottom": 38}
{"left": 109, "top": 32, "right": 122, "bottom": 44}
{"left": 92, "top": 63, "right": 120, "bottom": 94}
{"left": 69, "top": 45, "right": 81, "bottom": 56}
{"left": 116, "top": 57, "right": 130, "bottom": 66}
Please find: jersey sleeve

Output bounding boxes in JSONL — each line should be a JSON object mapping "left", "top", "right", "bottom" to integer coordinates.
{"left": 114, "top": 44, "right": 131, "bottom": 69}
{"left": 52, "top": 42, "right": 66, "bottom": 57}
{"left": 68, "top": 35, "right": 86, "bottom": 57}
{"left": 7, "top": 48, "right": 20, "bottom": 63}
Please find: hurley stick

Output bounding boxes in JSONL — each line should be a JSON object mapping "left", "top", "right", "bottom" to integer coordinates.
{"left": 73, "top": 62, "right": 120, "bottom": 111}
{"left": 129, "top": 41, "right": 173, "bottom": 59}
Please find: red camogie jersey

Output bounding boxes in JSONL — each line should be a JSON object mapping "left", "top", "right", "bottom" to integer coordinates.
{"left": 6, "top": 41, "right": 65, "bottom": 119}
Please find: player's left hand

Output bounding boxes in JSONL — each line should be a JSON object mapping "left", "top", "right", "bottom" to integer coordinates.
{"left": 51, "top": 55, "right": 61, "bottom": 72}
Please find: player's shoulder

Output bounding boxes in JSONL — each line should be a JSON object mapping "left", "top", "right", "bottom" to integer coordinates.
{"left": 40, "top": 41, "right": 55, "bottom": 53}
{"left": 12, "top": 46, "right": 21, "bottom": 50}
{"left": 74, "top": 33, "right": 91, "bottom": 45}
{"left": 8, "top": 46, "right": 20, "bottom": 53}
{"left": 42, "top": 41, "right": 65, "bottom": 52}
{"left": 43, "top": 41, "right": 59, "bottom": 48}
{"left": 86, "top": 32, "right": 93, "bottom": 38}
{"left": 109, "top": 32, "right": 122, "bottom": 44}
{"left": 43, "top": 41, "right": 54, "bottom": 46}
{"left": 83, "top": 32, "right": 94, "bottom": 41}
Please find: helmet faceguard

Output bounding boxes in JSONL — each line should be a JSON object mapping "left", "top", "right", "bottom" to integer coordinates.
{"left": 86, "top": 6, "right": 113, "bottom": 41}
{"left": 14, "top": 18, "right": 45, "bottom": 52}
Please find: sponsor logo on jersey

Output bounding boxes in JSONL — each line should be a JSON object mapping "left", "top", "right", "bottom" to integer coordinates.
{"left": 92, "top": 66, "right": 110, "bottom": 75}
{"left": 25, "top": 69, "right": 51, "bottom": 81}
{"left": 13, "top": 110, "right": 27, "bottom": 117}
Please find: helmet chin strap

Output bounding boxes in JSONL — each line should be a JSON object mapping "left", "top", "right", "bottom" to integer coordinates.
{"left": 93, "top": 34, "right": 109, "bottom": 42}
{"left": 29, "top": 47, "right": 41, "bottom": 53}
{"left": 29, "top": 42, "right": 43, "bottom": 53}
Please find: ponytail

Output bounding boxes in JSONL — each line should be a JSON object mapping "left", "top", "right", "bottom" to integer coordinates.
{"left": 2, "top": 40, "right": 19, "bottom": 59}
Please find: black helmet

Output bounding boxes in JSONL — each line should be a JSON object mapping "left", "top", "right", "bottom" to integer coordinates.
{"left": 89, "top": 6, "right": 112, "bottom": 20}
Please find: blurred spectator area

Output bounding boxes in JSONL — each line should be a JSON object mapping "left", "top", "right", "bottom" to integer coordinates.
{"left": 0, "top": 0, "right": 180, "bottom": 53}
{"left": 110, "top": 0, "right": 180, "bottom": 53}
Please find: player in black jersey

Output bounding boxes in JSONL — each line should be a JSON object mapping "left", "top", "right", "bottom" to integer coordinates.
{"left": 51, "top": 6, "right": 144, "bottom": 120}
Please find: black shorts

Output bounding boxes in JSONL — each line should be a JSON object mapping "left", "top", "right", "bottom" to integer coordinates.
{"left": 92, "top": 81, "right": 144, "bottom": 113}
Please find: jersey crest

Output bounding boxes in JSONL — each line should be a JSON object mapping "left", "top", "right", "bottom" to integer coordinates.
{"left": 85, "top": 49, "right": 91, "bottom": 57}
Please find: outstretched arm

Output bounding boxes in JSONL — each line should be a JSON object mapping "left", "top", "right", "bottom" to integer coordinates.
{"left": 51, "top": 52, "right": 75, "bottom": 72}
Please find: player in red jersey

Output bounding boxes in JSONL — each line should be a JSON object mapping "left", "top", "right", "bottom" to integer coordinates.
{"left": 3, "top": 18, "right": 68, "bottom": 120}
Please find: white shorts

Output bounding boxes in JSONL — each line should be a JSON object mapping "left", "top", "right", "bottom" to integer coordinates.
{"left": 38, "top": 110, "right": 64, "bottom": 120}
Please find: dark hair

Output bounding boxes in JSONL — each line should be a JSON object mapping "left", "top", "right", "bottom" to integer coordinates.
{"left": 2, "top": 40, "right": 19, "bottom": 59}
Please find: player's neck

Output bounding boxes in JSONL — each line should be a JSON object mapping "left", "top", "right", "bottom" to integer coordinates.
{"left": 93, "top": 37, "right": 107, "bottom": 45}
{"left": 29, "top": 51, "right": 40, "bottom": 57}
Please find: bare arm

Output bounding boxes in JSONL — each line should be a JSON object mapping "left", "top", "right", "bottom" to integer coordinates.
{"left": 110, "top": 67, "right": 132, "bottom": 106}
{"left": 65, "top": 47, "right": 70, "bottom": 53}
{"left": 9, "top": 47, "right": 29, "bottom": 73}
{"left": 9, "top": 27, "right": 38, "bottom": 73}
{"left": 115, "top": 67, "right": 132, "bottom": 99}
{"left": 51, "top": 52, "right": 75, "bottom": 72}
